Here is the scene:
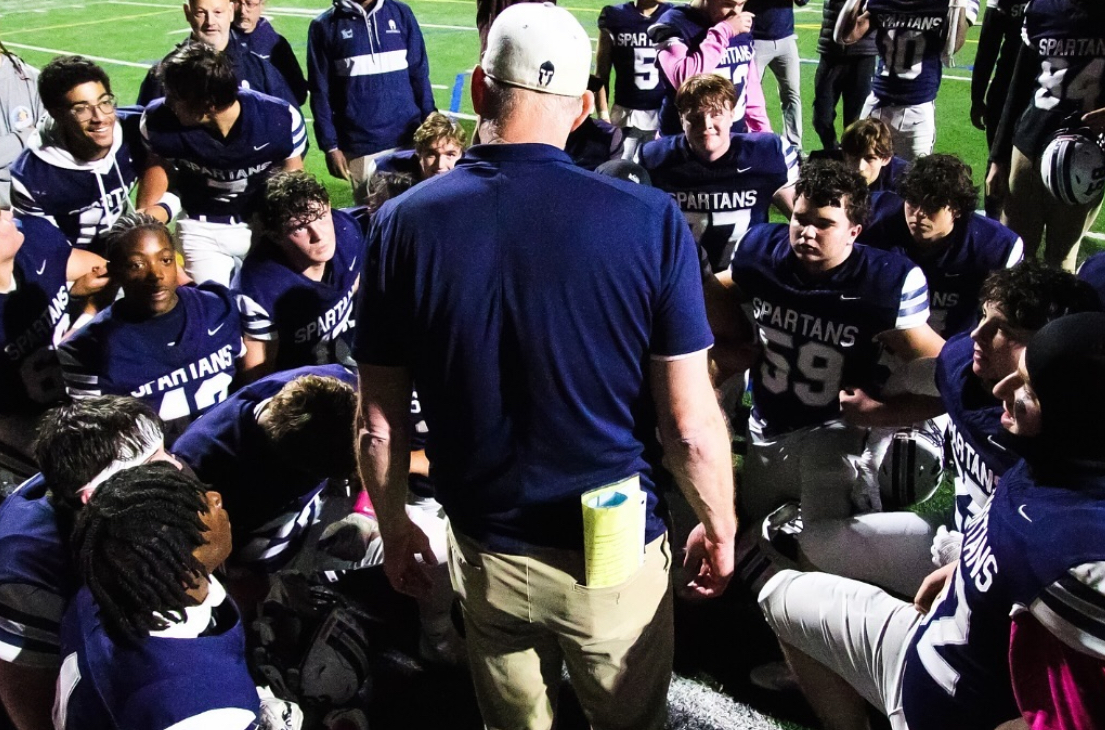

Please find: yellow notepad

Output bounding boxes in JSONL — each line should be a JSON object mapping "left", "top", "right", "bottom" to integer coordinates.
{"left": 580, "top": 475, "right": 646, "bottom": 588}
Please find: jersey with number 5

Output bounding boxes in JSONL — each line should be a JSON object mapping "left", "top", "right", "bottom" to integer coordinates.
{"left": 867, "top": 0, "right": 979, "bottom": 106}
{"left": 1024, "top": 0, "right": 1105, "bottom": 118}
{"left": 731, "top": 223, "right": 929, "bottom": 435}
{"left": 650, "top": 4, "right": 755, "bottom": 135}
{"left": 600, "top": 2, "right": 670, "bottom": 111}
{"left": 900, "top": 460, "right": 1105, "bottom": 730}
{"left": 58, "top": 283, "right": 244, "bottom": 444}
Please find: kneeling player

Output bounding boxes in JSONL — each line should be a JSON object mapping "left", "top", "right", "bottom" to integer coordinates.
{"left": 840, "top": 117, "right": 909, "bottom": 193}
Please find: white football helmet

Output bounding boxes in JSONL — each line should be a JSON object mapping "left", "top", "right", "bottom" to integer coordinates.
{"left": 1040, "top": 128, "right": 1105, "bottom": 206}
{"left": 878, "top": 425, "right": 944, "bottom": 510}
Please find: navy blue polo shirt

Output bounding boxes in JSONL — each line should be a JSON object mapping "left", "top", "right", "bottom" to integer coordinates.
{"left": 353, "top": 143, "right": 712, "bottom": 553}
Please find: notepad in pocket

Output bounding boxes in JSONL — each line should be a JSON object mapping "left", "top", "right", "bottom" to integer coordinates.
{"left": 580, "top": 475, "right": 646, "bottom": 588}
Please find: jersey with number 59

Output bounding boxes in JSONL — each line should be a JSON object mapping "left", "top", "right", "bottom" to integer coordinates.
{"left": 1013, "top": 0, "right": 1105, "bottom": 157}
{"left": 600, "top": 2, "right": 671, "bottom": 112}
{"left": 650, "top": 4, "right": 755, "bottom": 135}
{"left": 900, "top": 460, "right": 1105, "bottom": 730}
{"left": 57, "top": 283, "right": 244, "bottom": 444}
{"left": 731, "top": 223, "right": 929, "bottom": 436}
{"left": 642, "top": 132, "right": 798, "bottom": 272}
{"left": 866, "top": 0, "right": 979, "bottom": 107}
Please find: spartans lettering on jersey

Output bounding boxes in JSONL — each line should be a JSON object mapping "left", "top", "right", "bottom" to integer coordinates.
{"left": 294, "top": 289, "right": 355, "bottom": 345}
{"left": 4, "top": 284, "right": 70, "bottom": 361}
{"left": 130, "top": 344, "right": 237, "bottom": 397}
{"left": 751, "top": 297, "right": 860, "bottom": 347}
{"left": 723, "top": 44, "right": 754, "bottom": 66}
{"left": 175, "top": 159, "right": 274, "bottom": 182}
{"left": 961, "top": 503, "right": 999, "bottom": 592}
{"left": 615, "top": 32, "right": 651, "bottom": 46}
{"left": 674, "top": 190, "right": 758, "bottom": 210}
{"left": 880, "top": 14, "right": 944, "bottom": 31}
{"left": 1037, "top": 37, "right": 1105, "bottom": 56}
{"left": 947, "top": 421, "right": 996, "bottom": 499}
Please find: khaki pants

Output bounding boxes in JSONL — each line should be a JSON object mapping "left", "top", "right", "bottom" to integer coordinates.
{"left": 447, "top": 528, "right": 673, "bottom": 730}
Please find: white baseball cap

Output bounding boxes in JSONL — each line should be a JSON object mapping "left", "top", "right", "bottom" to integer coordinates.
{"left": 482, "top": 2, "right": 592, "bottom": 97}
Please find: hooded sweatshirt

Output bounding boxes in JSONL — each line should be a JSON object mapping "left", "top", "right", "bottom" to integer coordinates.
{"left": 9, "top": 108, "right": 144, "bottom": 254}
{"left": 307, "top": 0, "right": 436, "bottom": 158}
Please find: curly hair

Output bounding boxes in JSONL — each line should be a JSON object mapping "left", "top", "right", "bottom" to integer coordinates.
{"left": 257, "top": 170, "right": 330, "bottom": 235}
{"left": 364, "top": 171, "right": 417, "bottom": 216}
{"left": 39, "top": 55, "right": 111, "bottom": 111}
{"left": 413, "top": 112, "right": 467, "bottom": 154}
{"left": 260, "top": 374, "right": 357, "bottom": 480}
{"left": 840, "top": 118, "right": 894, "bottom": 160}
{"left": 794, "top": 160, "right": 871, "bottom": 226}
{"left": 72, "top": 463, "right": 211, "bottom": 646}
{"left": 897, "top": 154, "right": 978, "bottom": 217}
{"left": 675, "top": 74, "right": 737, "bottom": 117}
{"left": 979, "top": 260, "right": 1101, "bottom": 332}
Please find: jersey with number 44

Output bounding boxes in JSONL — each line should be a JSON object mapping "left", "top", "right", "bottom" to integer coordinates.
{"left": 58, "top": 283, "right": 244, "bottom": 443}
{"left": 600, "top": 2, "right": 671, "bottom": 111}
{"left": 731, "top": 223, "right": 929, "bottom": 435}
{"left": 867, "top": 0, "right": 979, "bottom": 106}
{"left": 1024, "top": 0, "right": 1105, "bottom": 118}
{"left": 900, "top": 460, "right": 1105, "bottom": 730}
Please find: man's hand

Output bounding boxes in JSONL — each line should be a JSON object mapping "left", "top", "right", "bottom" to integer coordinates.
{"left": 723, "top": 10, "right": 755, "bottom": 35}
{"left": 970, "top": 102, "right": 986, "bottom": 131}
{"left": 986, "top": 161, "right": 1008, "bottom": 209}
{"left": 326, "top": 149, "right": 351, "bottom": 181}
{"left": 678, "top": 522, "right": 735, "bottom": 601}
{"left": 380, "top": 515, "right": 438, "bottom": 599}
{"left": 70, "top": 265, "right": 111, "bottom": 298}
{"left": 914, "top": 562, "right": 956, "bottom": 614}
{"left": 839, "top": 387, "right": 885, "bottom": 427}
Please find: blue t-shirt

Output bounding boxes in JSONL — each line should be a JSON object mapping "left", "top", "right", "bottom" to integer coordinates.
{"left": 934, "top": 333, "right": 1019, "bottom": 530}
{"left": 0, "top": 217, "right": 73, "bottom": 414}
{"left": 731, "top": 223, "right": 930, "bottom": 434}
{"left": 598, "top": 1, "right": 671, "bottom": 111}
{"left": 352, "top": 143, "right": 712, "bottom": 552}
{"left": 58, "top": 283, "right": 243, "bottom": 443}
{"left": 859, "top": 191, "right": 1022, "bottom": 337}
{"left": 233, "top": 208, "right": 362, "bottom": 371}
{"left": 650, "top": 4, "right": 756, "bottom": 135}
{"left": 867, "top": 0, "right": 979, "bottom": 106}
{"left": 140, "top": 89, "right": 306, "bottom": 219}
{"left": 901, "top": 460, "right": 1105, "bottom": 730}
{"left": 0, "top": 475, "right": 72, "bottom": 669}
{"left": 641, "top": 131, "right": 797, "bottom": 272}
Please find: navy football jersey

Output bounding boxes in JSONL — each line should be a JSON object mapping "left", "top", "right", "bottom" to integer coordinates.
{"left": 934, "top": 333, "right": 1019, "bottom": 530}
{"left": 172, "top": 364, "right": 357, "bottom": 568}
{"left": 56, "top": 582, "right": 260, "bottom": 730}
{"left": 869, "top": 154, "right": 910, "bottom": 192}
{"left": 58, "top": 283, "right": 244, "bottom": 444}
{"left": 0, "top": 475, "right": 73, "bottom": 668}
{"left": 565, "top": 116, "right": 626, "bottom": 171}
{"left": 901, "top": 460, "right": 1105, "bottom": 730}
{"left": 373, "top": 148, "right": 421, "bottom": 177}
{"left": 140, "top": 89, "right": 306, "bottom": 219}
{"left": 1077, "top": 251, "right": 1105, "bottom": 308}
{"left": 866, "top": 0, "right": 979, "bottom": 106}
{"left": 233, "top": 208, "right": 361, "bottom": 371}
{"left": 650, "top": 4, "right": 756, "bottom": 135}
{"left": 0, "top": 218, "right": 73, "bottom": 413}
{"left": 599, "top": 1, "right": 671, "bottom": 111}
{"left": 859, "top": 191, "right": 1022, "bottom": 336}
{"left": 642, "top": 132, "right": 798, "bottom": 272}
{"left": 731, "top": 224, "right": 930, "bottom": 434}
{"left": 10, "top": 109, "right": 145, "bottom": 253}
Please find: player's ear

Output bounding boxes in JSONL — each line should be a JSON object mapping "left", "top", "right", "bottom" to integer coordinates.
{"left": 569, "top": 91, "right": 595, "bottom": 133}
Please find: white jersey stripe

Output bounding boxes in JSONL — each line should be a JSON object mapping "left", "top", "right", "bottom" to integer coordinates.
{"left": 336, "top": 50, "right": 409, "bottom": 78}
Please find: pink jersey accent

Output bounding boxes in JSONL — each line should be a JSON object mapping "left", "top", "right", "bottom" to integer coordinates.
{"left": 1010, "top": 613, "right": 1105, "bottom": 730}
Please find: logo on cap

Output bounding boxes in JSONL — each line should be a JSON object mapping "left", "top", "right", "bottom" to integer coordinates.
{"left": 538, "top": 61, "right": 555, "bottom": 87}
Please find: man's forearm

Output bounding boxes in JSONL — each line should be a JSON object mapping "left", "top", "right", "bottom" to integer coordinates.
{"left": 356, "top": 411, "right": 411, "bottom": 530}
{"left": 666, "top": 412, "right": 737, "bottom": 543}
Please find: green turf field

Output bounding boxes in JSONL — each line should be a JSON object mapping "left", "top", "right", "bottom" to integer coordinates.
{"left": 3, "top": 0, "right": 1102, "bottom": 248}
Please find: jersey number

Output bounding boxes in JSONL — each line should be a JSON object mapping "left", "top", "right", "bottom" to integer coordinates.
{"left": 158, "top": 371, "right": 234, "bottom": 421}
{"left": 633, "top": 48, "right": 659, "bottom": 91}
{"left": 914, "top": 566, "right": 972, "bottom": 694}
{"left": 878, "top": 29, "right": 926, "bottom": 80}
{"left": 1034, "top": 58, "right": 1105, "bottom": 113}
{"left": 758, "top": 325, "right": 844, "bottom": 407}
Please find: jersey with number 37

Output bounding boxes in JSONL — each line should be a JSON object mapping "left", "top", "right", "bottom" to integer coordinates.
{"left": 58, "top": 283, "right": 244, "bottom": 443}
{"left": 867, "top": 0, "right": 979, "bottom": 106}
{"left": 599, "top": 2, "right": 670, "bottom": 111}
{"left": 731, "top": 223, "right": 929, "bottom": 435}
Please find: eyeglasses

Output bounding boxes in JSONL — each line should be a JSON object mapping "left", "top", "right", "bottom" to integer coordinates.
{"left": 68, "top": 95, "right": 117, "bottom": 122}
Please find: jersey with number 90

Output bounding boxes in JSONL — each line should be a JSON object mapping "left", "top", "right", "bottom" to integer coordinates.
{"left": 867, "top": 0, "right": 979, "bottom": 107}
{"left": 731, "top": 224, "right": 929, "bottom": 435}
{"left": 600, "top": 2, "right": 670, "bottom": 112}
{"left": 58, "top": 283, "right": 244, "bottom": 444}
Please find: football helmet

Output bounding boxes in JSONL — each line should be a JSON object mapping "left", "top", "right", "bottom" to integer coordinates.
{"left": 878, "top": 425, "right": 944, "bottom": 510}
{"left": 1040, "top": 128, "right": 1105, "bottom": 206}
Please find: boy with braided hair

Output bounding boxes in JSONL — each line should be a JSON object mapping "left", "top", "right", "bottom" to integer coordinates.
{"left": 55, "top": 463, "right": 302, "bottom": 730}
